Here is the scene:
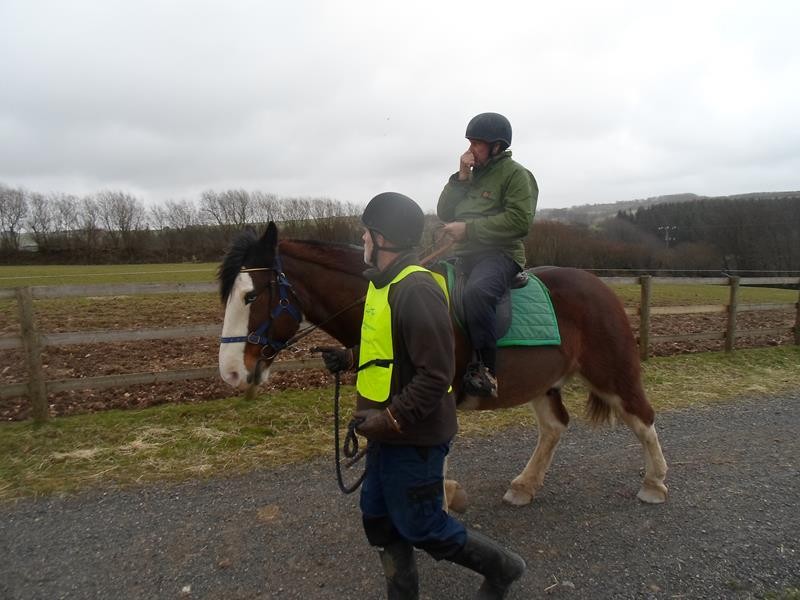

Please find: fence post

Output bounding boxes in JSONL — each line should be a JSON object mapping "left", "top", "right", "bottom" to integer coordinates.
{"left": 15, "top": 287, "right": 48, "bottom": 422}
{"left": 639, "top": 275, "right": 652, "bottom": 361}
{"left": 725, "top": 276, "right": 740, "bottom": 353}
{"left": 794, "top": 282, "right": 800, "bottom": 346}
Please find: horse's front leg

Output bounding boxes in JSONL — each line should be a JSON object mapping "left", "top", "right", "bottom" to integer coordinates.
{"left": 503, "top": 388, "right": 569, "bottom": 506}
{"left": 442, "top": 456, "right": 468, "bottom": 513}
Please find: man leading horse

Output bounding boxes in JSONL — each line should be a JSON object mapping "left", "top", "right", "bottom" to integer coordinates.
{"left": 319, "top": 192, "right": 526, "bottom": 599}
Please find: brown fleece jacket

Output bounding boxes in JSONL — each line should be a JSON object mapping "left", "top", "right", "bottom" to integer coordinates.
{"left": 350, "top": 252, "right": 458, "bottom": 446}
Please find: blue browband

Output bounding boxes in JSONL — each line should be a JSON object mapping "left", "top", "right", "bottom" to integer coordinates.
{"left": 219, "top": 254, "right": 303, "bottom": 355}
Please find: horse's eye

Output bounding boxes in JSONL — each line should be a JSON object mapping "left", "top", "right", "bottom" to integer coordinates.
{"left": 244, "top": 291, "right": 258, "bottom": 305}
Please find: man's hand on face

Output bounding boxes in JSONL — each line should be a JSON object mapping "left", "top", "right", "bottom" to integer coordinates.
{"left": 458, "top": 151, "right": 475, "bottom": 181}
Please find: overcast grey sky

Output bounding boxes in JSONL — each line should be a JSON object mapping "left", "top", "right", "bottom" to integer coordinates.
{"left": 1, "top": 0, "right": 798, "bottom": 212}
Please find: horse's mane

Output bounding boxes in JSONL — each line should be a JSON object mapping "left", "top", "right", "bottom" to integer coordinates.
{"left": 279, "top": 239, "right": 367, "bottom": 278}
{"left": 218, "top": 233, "right": 366, "bottom": 303}
{"left": 218, "top": 229, "right": 263, "bottom": 303}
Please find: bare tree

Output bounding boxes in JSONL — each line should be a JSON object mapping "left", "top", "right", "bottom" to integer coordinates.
{"left": 252, "top": 191, "right": 278, "bottom": 224}
{"left": 165, "top": 199, "right": 200, "bottom": 230}
{"left": 25, "top": 192, "right": 53, "bottom": 249}
{"left": 149, "top": 203, "right": 170, "bottom": 231}
{"left": 45, "top": 193, "right": 81, "bottom": 252}
{"left": 51, "top": 193, "right": 80, "bottom": 232}
{"left": 0, "top": 183, "right": 27, "bottom": 252}
{"left": 150, "top": 199, "right": 200, "bottom": 231}
{"left": 95, "top": 190, "right": 146, "bottom": 252}
{"left": 277, "top": 197, "right": 311, "bottom": 223}
{"left": 200, "top": 189, "right": 257, "bottom": 229}
{"left": 77, "top": 196, "right": 102, "bottom": 259}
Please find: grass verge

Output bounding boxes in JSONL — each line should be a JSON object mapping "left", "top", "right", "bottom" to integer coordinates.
{"left": 1, "top": 346, "right": 798, "bottom": 502}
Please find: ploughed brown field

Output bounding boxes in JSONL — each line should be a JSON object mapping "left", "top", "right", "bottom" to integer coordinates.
{"left": 0, "top": 292, "right": 794, "bottom": 421}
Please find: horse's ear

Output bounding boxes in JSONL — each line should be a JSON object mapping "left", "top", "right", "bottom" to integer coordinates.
{"left": 261, "top": 221, "right": 278, "bottom": 251}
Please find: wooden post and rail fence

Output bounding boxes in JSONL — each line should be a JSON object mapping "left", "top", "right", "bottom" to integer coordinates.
{"left": 1, "top": 276, "right": 798, "bottom": 422}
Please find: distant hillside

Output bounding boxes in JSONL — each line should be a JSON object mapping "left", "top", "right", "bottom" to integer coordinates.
{"left": 538, "top": 191, "right": 800, "bottom": 226}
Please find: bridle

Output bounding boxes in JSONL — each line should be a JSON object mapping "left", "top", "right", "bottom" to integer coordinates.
{"left": 219, "top": 251, "right": 365, "bottom": 360}
{"left": 219, "top": 253, "right": 304, "bottom": 360}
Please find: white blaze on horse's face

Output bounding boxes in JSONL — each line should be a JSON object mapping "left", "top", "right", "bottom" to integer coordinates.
{"left": 219, "top": 272, "right": 259, "bottom": 389}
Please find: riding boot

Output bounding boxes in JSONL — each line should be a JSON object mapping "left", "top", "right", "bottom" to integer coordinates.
{"left": 463, "top": 360, "right": 498, "bottom": 398}
{"left": 378, "top": 540, "right": 419, "bottom": 600}
{"left": 447, "top": 529, "right": 526, "bottom": 599}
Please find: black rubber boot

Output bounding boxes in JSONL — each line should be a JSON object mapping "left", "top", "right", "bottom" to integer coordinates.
{"left": 447, "top": 529, "right": 526, "bottom": 599}
{"left": 378, "top": 540, "right": 419, "bottom": 600}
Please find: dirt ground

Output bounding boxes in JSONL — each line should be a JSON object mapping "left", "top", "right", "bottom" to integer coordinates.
{"left": 0, "top": 307, "right": 795, "bottom": 421}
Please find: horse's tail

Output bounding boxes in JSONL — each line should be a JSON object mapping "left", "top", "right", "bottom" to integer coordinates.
{"left": 586, "top": 391, "right": 616, "bottom": 426}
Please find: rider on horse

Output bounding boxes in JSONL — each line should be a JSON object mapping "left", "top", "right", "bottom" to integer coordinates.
{"left": 438, "top": 113, "right": 538, "bottom": 398}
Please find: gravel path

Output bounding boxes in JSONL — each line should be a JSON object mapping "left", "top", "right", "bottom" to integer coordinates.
{"left": 2, "top": 393, "right": 799, "bottom": 599}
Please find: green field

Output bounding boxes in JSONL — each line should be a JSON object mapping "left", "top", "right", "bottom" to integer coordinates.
{"left": 0, "top": 263, "right": 218, "bottom": 287}
{"left": 611, "top": 282, "right": 798, "bottom": 307}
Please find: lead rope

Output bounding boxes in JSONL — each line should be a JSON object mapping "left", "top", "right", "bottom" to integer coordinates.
{"left": 334, "top": 371, "right": 368, "bottom": 494}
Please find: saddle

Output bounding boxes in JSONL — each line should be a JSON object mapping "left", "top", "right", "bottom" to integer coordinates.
{"left": 438, "top": 261, "right": 561, "bottom": 347}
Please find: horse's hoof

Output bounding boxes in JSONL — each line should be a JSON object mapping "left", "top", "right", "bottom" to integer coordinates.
{"left": 637, "top": 483, "right": 668, "bottom": 504}
{"left": 503, "top": 487, "right": 533, "bottom": 507}
{"left": 445, "top": 480, "right": 467, "bottom": 513}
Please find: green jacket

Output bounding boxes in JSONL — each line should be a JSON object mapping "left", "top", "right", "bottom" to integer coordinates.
{"left": 437, "top": 151, "right": 537, "bottom": 268}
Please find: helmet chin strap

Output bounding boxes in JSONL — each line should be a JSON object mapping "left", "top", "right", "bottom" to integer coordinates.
{"left": 368, "top": 230, "right": 411, "bottom": 266}
{"left": 368, "top": 230, "right": 380, "bottom": 266}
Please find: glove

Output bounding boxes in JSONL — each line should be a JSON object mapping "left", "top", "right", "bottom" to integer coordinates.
{"left": 354, "top": 408, "right": 402, "bottom": 438}
{"left": 314, "top": 346, "right": 353, "bottom": 374}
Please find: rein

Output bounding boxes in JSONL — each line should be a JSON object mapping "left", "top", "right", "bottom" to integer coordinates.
{"left": 333, "top": 371, "right": 368, "bottom": 494}
{"left": 284, "top": 295, "right": 365, "bottom": 348}
{"left": 420, "top": 234, "right": 455, "bottom": 267}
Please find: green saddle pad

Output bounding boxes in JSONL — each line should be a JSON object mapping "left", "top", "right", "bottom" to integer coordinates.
{"left": 442, "top": 263, "right": 561, "bottom": 347}
{"left": 498, "top": 273, "right": 561, "bottom": 347}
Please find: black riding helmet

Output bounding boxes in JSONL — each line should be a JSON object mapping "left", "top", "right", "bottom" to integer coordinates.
{"left": 465, "top": 112, "right": 512, "bottom": 148}
{"left": 361, "top": 192, "right": 425, "bottom": 249}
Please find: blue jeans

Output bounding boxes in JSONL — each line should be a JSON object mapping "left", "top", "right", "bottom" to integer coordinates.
{"left": 360, "top": 442, "right": 466, "bottom": 560}
{"left": 461, "top": 251, "right": 521, "bottom": 352}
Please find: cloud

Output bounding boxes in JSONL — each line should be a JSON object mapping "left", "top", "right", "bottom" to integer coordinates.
{"left": 1, "top": 0, "right": 798, "bottom": 212}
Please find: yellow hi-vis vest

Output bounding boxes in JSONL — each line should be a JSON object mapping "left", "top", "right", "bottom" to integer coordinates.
{"left": 356, "top": 265, "right": 449, "bottom": 402}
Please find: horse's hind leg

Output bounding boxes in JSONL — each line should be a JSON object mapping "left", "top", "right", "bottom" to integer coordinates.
{"left": 503, "top": 388, "right": 569, "bottom": 506}
{"left": 589, "top": 389, "right": 668, "bottom": 504}
{"left": 619, "top": 405, "right": 668, "bottom": 504}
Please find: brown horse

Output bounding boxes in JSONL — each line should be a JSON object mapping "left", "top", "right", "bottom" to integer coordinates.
{"left": 218, "top": 223, "right": 668, "bottom": 507}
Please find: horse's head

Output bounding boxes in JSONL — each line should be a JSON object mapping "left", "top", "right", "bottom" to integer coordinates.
{"left": 218, "top": 222, "right": 303, "bottom": 389}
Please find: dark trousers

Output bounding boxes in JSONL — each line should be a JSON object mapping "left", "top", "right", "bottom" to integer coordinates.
{"left": 461, "top": 251, "right": 521, "bottom": 357}
{"left": 360, "top": 442, "right": 466, "bottom": 560}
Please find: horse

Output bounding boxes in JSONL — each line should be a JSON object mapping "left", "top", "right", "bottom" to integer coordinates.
{"left": 218, "top": 222, "right": 668, "bottom": 508}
